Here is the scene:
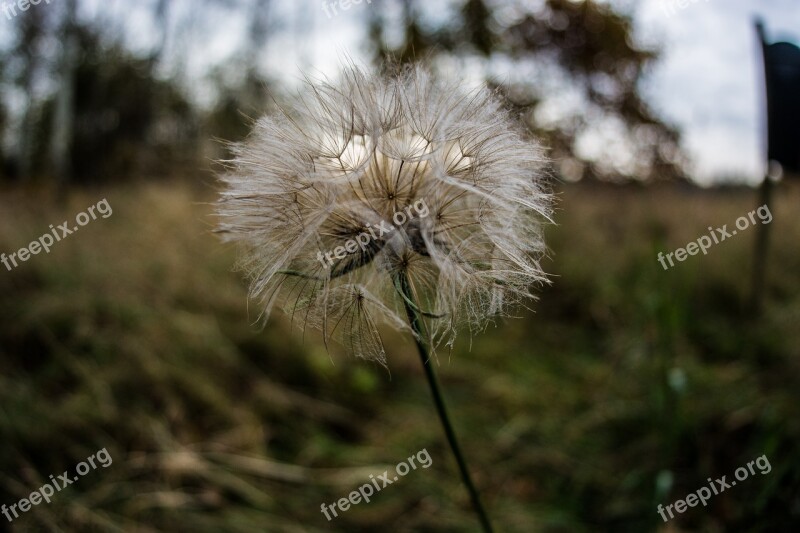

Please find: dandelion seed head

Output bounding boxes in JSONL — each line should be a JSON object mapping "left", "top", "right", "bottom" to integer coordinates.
{"left": 216, "top": 65, "right": 552, "bottom": 364}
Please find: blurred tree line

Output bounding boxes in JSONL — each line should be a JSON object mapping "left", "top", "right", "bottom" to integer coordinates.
{"left": 0, "top": 0, "right": 684, "bottom": 187}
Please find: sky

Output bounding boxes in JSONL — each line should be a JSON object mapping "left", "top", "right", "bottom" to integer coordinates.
{"left": 636, "top": 0, "right": 800, "bottom": 185}
{"left": 257, "top": 0, "right": 800, "bottom": 185}
{"left": 3, "top": 0, "right": 799, "bottom": 185}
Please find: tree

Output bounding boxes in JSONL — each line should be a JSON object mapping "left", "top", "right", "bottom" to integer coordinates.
{"left": 50, "top": 0, "right": 79, "bottom": 189}
{"left": 12, "top": 2, "right": 50, "bottom": 182}
{"left": 64, "top": 29, "right": 197, "bottom": 183}
{"left": 367, "top": 0, "right": 684, "bottom": 181}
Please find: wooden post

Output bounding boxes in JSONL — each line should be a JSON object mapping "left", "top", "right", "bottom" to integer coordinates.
{"left": 750, "top": 172, "right": 773, "bottom": 315}
{"left": 749, "top": 19, "right": 774, "bottom": 317}
{"left": 750, "top": 20, "right": 773, "bottom": 317}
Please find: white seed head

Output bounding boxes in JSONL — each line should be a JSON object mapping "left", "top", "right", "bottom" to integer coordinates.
{"left": 216, "top": 66, "right": 552, "bottom": 365}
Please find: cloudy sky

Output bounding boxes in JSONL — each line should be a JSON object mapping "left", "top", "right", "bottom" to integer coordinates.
{"left": 5, "top": 0, "right": 798, "bottom": 184}
{"left": 258, "top": 0, "right": 800, "bottom": 185}
{"left": 636, "top": 0, "right": 800, "bottom": 184}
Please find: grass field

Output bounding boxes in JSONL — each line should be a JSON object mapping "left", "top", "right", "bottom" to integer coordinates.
{"left": 1, "top": 179, "right": 799, "bottom": 532}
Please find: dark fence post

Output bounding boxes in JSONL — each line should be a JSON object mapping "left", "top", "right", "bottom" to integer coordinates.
{"left": 750, "top": 20, "right": 800, "bottom": 316}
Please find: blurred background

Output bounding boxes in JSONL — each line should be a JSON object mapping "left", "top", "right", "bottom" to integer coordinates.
{"left": 1, "top": 0, "right": 799, "bottom": 531}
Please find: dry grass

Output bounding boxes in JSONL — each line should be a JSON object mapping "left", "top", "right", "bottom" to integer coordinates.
{"left": 1, "top": 179, "right": 798, "bottom": 531}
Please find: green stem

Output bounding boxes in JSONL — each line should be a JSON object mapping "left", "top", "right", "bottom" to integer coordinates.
{"left": 396, "top": 272, "right": 494, "bottom": 533}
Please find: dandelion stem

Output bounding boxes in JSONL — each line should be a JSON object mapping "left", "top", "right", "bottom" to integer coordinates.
{"left": 396, "top": 272, "right": 494, "bottom": 533}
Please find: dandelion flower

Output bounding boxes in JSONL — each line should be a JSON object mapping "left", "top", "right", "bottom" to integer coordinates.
{"left": 216, "top": 66, "right": 552, "bottom": 364}
{"left": 216, "top": 65, "right": 553, "bottom": 533}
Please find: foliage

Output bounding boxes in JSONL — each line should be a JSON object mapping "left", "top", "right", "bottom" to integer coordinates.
{"left": 368, "top": 0, "right": 684, "bottom": 181}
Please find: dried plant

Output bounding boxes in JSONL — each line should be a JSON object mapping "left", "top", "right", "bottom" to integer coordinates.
{"left": 216, "top": 66, "right": 552, "bottom": 365}
{"left": 216, "top": 65, "right": 552, "bottom": 531}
